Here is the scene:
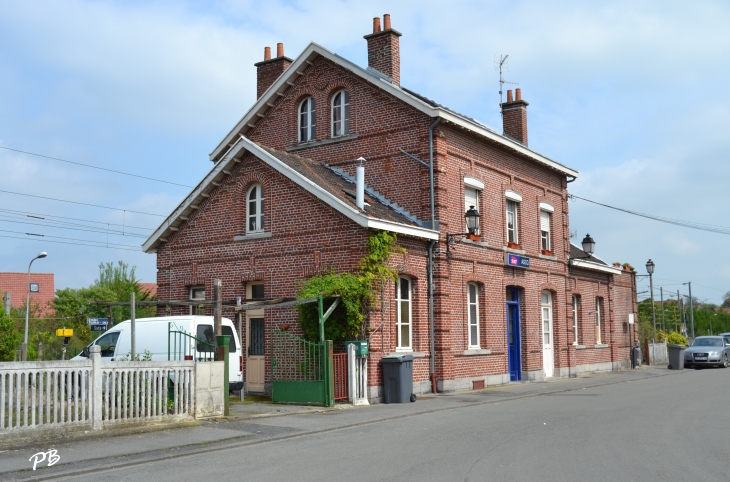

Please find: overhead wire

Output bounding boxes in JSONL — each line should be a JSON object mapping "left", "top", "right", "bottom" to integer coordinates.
{"left": 0, "top": 207, "right": 154, "bottom": 231}
{"left": 569, "top": 194, "right": 730, "bottom": 235}
{"left": 0, "top": 145, "right": 194, "bottom": 188}
{"left": 0, "top": 189, "right": 165, "bottom": 217}
{"left": 0, "top": 216, "right": 148, "bottom": 238}
{"left": 0, "top": 210, "right": 149, "bottom": 235}
{"left": 0, "top": 233, "right": 142, "bottom": 251}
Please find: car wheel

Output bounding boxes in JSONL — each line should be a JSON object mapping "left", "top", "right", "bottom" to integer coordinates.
{"left": 723, "top": 354, "right": 729, "bottom": 368}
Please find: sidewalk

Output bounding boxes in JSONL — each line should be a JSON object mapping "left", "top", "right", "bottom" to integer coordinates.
{"left": 0, "top": 365, "right": 681, "bottom": 480}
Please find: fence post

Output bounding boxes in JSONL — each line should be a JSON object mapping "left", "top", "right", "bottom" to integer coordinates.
{"left": 347, "top": 344, "right": 356, "bottom": 404}
{"left": 90, "top": 345, "right": 102, "bottom": 430}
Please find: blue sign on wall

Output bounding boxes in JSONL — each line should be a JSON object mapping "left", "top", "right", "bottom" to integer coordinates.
{"left": 87, "top": 318, "right": 109, "bottom": 325}
{"left": 504, "top": 253, "right": 530, "bottom": 269}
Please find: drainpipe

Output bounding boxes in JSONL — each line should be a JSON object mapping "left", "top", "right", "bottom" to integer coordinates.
{"left": 428, "top": 118, "right": 440, "bottom": 394}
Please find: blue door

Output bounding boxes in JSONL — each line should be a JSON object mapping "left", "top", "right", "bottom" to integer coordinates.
{"left": 506, "top": 287, "right": 521, "bottom": 381}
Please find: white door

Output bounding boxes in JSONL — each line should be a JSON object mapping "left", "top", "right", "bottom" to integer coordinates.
{"left": 246, "top": 282, "right": 266, "bottom": 393}
{"left": 541, "top": 291, "right": 554, "bottom": 378}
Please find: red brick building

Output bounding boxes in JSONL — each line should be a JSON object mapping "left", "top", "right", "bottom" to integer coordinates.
{"left": 143, "top": 15, "right": 638, "bottom": 400}
{"left": 0, "top": 272, "right": 55, "bottom": 316}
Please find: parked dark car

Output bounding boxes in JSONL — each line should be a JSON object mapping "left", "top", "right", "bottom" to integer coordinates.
{"left": 683, "top": 336, "right": 730, "bottom": 369}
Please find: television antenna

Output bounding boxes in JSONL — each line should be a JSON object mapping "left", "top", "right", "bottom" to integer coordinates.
{"left": 495, "top": 55, "right": 519, "bottom": 109}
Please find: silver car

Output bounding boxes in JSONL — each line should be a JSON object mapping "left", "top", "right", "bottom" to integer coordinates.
{"left": 684, "top": 336, "right": 730, "bottom": 368}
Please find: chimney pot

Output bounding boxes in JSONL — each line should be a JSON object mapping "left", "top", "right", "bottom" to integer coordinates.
{"left": 515, "top": 88, "right": 522, "bottom": 101}
{"left": 264, "top": 46, "right": 271, "bottom": 61}
{"left": 383, "top": 14, "right": 391, "bottom": 30}
{"left": 277, "top": 43, "right": 284, "bottom": 57}
{"left": 255, "top": 44, "right": 292, "bottom": 99}
{"left": 373, "top": 17, "right": 381, "bottom": 33}
{"left": 507, "top": 90, "right": 513, "bottom": 102}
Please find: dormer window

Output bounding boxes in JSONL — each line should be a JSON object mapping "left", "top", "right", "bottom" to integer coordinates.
{"left": 247, "top": 183, "right": 264, "bottom": 233}
{"left": 331, "top": 90, "right": 350, "bottom": 137}
{"left": 299, "top": 97, "right": 316, "bottom": 142}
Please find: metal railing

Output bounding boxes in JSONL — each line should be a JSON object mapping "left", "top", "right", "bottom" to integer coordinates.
{"left": 271, "top": 329, "right": 323, "bottom": 382}
{"left": 168, "top": 322, "right": 215, "bottom": 362}
{"left": 333, "top": 353, "right": 348, "bottom": 400}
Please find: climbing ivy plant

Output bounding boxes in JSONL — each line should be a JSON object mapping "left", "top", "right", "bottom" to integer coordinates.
{"left": 296, "top": 231, "right": 402, "bottom": 342}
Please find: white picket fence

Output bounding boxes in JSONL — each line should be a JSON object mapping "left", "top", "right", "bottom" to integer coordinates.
{"left": 1, "top": 346, "right": 196, "bottom": 437}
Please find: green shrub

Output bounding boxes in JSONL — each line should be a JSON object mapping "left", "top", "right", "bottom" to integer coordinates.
{"left": 666, "top": 331, "right": 688, "bottom": 346}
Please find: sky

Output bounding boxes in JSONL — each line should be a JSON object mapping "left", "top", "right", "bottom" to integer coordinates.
{"left": 1, "top": 0, "right": 729, "bottom": 305}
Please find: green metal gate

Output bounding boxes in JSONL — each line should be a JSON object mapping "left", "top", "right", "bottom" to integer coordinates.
{"left": 271, "top": 328, "right": 334, "bottom": 406}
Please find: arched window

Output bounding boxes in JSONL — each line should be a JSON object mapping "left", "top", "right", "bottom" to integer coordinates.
{"left": 331, "top": 90, "right": 350, "bottom": 137}
{"left": 467, "top": 283, "right": 480, "bottom": 348}
{"left": 299, "top": 97, "right": 316, "bottom": 142}
{"left": 247, "top": 184, "right": 264, "bottom": 233}
{"left": 395, "top": 277, "right": 411, "bottom": 350}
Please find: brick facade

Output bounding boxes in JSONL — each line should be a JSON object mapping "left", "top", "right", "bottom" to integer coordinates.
{"left": 147, "top": 15, "right": 637, "bottom": 400}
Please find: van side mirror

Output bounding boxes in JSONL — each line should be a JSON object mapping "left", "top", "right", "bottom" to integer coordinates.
{"left": 81, "top": 346, "right": 90, "bottom": 358}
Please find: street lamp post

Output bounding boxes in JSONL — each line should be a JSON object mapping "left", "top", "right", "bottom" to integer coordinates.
{"left": 683, "top": 282, "right": 694, "bottom": 339}
{"left": 646, "top": 259, "right": 656, "bottom": 336}
{"left": 22, "top": 251, "right": 47, "bottom": 361}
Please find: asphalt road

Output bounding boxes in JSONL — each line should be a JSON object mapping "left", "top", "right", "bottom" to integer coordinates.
{"left": 4, "top": 367, "right": 729, "bottom": 481}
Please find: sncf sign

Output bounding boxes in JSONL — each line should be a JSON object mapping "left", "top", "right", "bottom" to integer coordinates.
{"left": 504, "top": 253, "right": 530, "bottom": 269}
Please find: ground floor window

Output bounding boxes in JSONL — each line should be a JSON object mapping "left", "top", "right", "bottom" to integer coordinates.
{"left": 467, "top": 283, "right": 480, "bottom": 348}
{"left": 396, "top": 277, "right": 412, "bottom": 350}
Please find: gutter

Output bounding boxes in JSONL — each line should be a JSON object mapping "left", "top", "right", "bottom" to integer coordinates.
{"left": 428, "top": 118, "right": 440, "bottom": 394}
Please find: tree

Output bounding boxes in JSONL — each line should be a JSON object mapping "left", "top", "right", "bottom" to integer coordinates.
{"left": 722, "top": 290, "right": 730, "bottom": 308}
{"left": 0, "top": 309, "right": 21, "bottom": 361}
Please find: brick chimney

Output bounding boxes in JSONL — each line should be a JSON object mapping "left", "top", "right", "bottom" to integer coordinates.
{"left": 501, "top": 88, "right": 529, "bottom": 146}
{"left": 254, "top": 42, "right": 292, "bottom": 99}
{"left": 363, "top": 14, "right": 402, "bottom": 84}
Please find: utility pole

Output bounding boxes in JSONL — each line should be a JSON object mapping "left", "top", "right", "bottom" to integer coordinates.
{"left": 677, "top": 290, "right": 683, "bottom": 334}
{"left": 214, "top": 279, "right": 222, "bottom": 353}
{"left": 130, "top": 291, "right": 136, "bottom": 360}
{"left": 687, "top": 282, "right": 695, "bottom": 339}
{"left": 660, "top": 287, "right": 665, "bottom": 332}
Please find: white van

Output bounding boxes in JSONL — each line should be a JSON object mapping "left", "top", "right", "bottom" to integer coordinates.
{"left": 73, "top": 316, "right": 243, "bottom": 391}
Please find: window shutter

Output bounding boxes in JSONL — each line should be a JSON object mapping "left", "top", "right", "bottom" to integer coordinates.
{"left": 540, "top": 210, "right": 550, "bottom": 232}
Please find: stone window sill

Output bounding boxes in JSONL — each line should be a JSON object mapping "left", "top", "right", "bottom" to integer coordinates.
{"left": 595, "top": 344, "right": 608, "bottom": 348}
{"left": 462, "top": 349, "right": 491, "bottom": 356}
{"left": 575, "top": 344, "right": 587, "bottom": 350}
{"left": 233, "top": 232, "right": 272, "bottom": 241}
{"left": 503, "top": 246, "right": 526, "bottom": 255}
{"left": 286, "top": 134, "right": 358, "bottom": 152}
{"left": 538, "top": 253, "right": 558, "bottom": 261}
{"left": 388, "top": 351, "right": 427, "bottom": 358}
{"left": 461, "top": 238, "right": 488, "bottom": 248}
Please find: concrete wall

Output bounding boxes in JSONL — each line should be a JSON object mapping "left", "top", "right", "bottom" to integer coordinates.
{"left": 195, "top": 362, "right": 225, "bottom": 418}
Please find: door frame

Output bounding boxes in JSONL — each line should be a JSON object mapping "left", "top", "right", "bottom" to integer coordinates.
{"left": 541, "top": 290, "right": 554, "bottom": 378}
{"left": 246, "top": 281, "right": 266, "bottom": 393}
{"left": 506, "top": 287, "right": 521, "bottom": 381}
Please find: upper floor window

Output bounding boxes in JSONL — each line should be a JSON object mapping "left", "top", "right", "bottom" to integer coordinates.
{"left": 247, "top": 184, "right": 264, "bottom": 233}
{"left": 506, "top": 200, "right": 519, "bottom": 244}
{"left": 396, "top": 277, "right": 412, "bottom": 351}
{"left": 540, "top": 210, "right": 551, "bottom": 251}
{"left": 299, "top": 97, "right": 316, "bottom": 142}
{"left": 467, "top": 283, "right": 480, "bottom": 348}
{"left": 465, "top": 186, "right": 480, "bottom": 235}
{"left": 331, "top": 90, "right": 350, "bottom": 137}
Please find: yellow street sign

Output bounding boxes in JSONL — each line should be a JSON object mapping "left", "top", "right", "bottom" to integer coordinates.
{"left": 56, "top": 328, "right": 73, "bottom": 337}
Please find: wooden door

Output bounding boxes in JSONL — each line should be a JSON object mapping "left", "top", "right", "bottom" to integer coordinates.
{"left": 246, "top": 281, "right": 266, "bottom": 393}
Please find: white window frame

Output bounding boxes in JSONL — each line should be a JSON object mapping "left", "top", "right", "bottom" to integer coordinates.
{"left": 467, "top": 283, "right": 480, "bottom": 348}
{"left": 299, "top": 97, "right": 316, "bottom": 142}
{"left": 540, "top": 210, "right": 551, "bottom": 251}
{"left": 246, "top": 183, "right": 264, "bottom": 234}
{"left": 465, "top": 186, "right": 480, "bottom": 235}
{"left": 595, "top": 297, "right": 602, "bottom": 344}
{"left": 396, "top": 277, "right": 412, "bottom": 351}
{"left": 331, "top": 90, "right": 350, "bottom": 138}
{"left": 572, "top": 295, "right": 580, "bottom": 345}
{"left": 506, "top": 199, "right": 519, "bottom": 244}
{"left": 190, "top": 286, "right": 205, "bottom": 316}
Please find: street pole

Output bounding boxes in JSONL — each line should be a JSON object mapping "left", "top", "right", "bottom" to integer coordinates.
{"left": 649, "top": 272, "right": 656, "bottom": 336}
{"left": 660, "top": 287, "right": 665, "bottom": 332}
{"left": 22, "top": 252, "right": 47, "bottom": 361}
{"left": 677, "top": 290, "right": 681, "bottom": 334}
{"left": 213, "top": 279, "right": 222, "bottom": 355}
{"left": 130, "top": 291, "right": 136, "bottom": 360}
{"left": 687, "top": 282, "right": 695, "bottom": 339}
